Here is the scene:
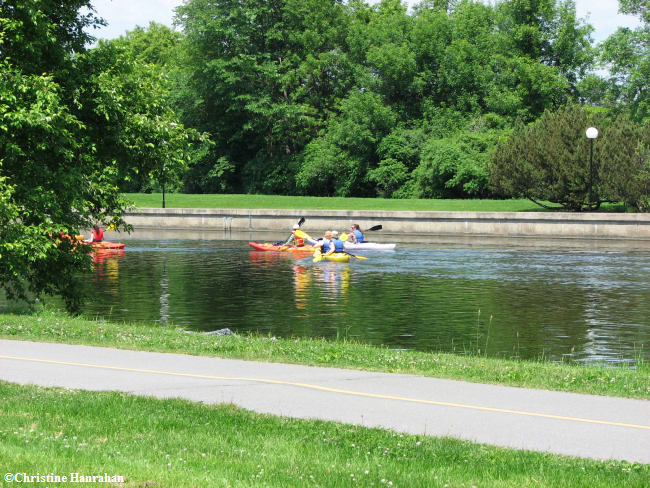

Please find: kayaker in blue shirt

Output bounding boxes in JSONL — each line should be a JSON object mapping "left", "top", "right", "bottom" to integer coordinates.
{"left": 350, "top": 224, "right": 364, "bottom": 243}
{"left": 316, "top": 231, "right": 333, "bottom": 254}
{"left": 325, "top": 231, "right": 345, "bottom": 257}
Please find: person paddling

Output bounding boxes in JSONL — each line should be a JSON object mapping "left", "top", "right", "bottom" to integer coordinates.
{"left": 315, "top": 231, "right": 333, "bottom": 254}
{"left": 350, "top": 224, "right": 364, "bottom": 244}
{"left": 324, "top": 230, "right": 344, "bottom": 257}
{"left": 85, "top": 224, "right": 104, "bottom": 243}
{"left": 283, "top": 223, "right": 305, "bottom": 247}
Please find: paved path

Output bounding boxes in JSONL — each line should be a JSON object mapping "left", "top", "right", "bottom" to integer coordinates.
{"left": 1, "top": 340, "right": 648, "bottom": 463}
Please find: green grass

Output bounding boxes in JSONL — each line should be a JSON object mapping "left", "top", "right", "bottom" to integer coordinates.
{"left": 1, "top": 381, "right": 647, "bottom": 488}
{"left": 1, "top": 308, "right": 647, "bottom": 399}
{"left": 124, "top": 193, "right": 630, "bottom": 212}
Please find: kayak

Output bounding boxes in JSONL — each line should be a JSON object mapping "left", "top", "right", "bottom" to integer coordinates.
{"left": 339, "top": 231, "right": 395, "bottom": 250}
{"left": 313, "top": 249, "right": 350, "bottom": 263}
{"left": 303, "top": 236, "right": 392, "bottom": 251}
{"left": 249, "top": 242, "right": 315, "bottom": 253}
{"left": 344, "top": 241, "right": 396, "bottom": 250}
{"left": 91, "top": 241, "right": 125, "bottom": 250}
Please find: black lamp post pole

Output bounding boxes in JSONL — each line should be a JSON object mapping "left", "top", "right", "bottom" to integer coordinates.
{"left": 585, "top": 127, "right": 598, "bottom": 210}
{"left": 588, "top": 137, "right": 594, "bottom": 207}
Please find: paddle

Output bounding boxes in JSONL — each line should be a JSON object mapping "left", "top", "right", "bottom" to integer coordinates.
{"left": 344, "top": 251, "right": 368, "bottom": 260}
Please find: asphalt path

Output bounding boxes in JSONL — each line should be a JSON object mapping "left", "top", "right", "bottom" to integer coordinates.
{"left": 1, "top": 339, "right": 648, "bottom": 463}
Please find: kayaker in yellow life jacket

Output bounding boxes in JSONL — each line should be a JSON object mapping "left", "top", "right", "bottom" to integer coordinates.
{"left": 284, "top": 224, "right": 305, "bottom": 247}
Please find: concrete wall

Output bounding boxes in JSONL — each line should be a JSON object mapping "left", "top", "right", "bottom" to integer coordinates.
{"left": 123, "top": 208, "right": 650, "bottom": 240}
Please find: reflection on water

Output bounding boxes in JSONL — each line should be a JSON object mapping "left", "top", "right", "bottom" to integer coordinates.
{"left": 92, "top": 249, "right": 125, "bottom": 281}
{"left": 43, "top": 239, "right": 650, "bottom": 365}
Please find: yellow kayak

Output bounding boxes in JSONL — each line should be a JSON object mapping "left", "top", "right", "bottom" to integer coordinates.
{"left": 313, "top": 250, "right": 350, "bottom": 263}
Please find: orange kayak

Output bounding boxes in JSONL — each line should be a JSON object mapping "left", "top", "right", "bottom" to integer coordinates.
{"left": 248, "top": 242, "right": 314, "bottom": 253}
{"left": 91, "top": 241, "right": 125, "bottom": 250}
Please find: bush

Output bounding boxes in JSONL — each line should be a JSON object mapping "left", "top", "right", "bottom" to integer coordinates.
{"left": 411, "top": 137, "right": 489, "bottom": 198}
{"left": 489, "top": 104, "right": 650, "bottom": 211}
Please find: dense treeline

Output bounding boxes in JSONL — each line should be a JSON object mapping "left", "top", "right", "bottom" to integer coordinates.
{"left": 105, "top": 0, "right": 648, "bottom": 203}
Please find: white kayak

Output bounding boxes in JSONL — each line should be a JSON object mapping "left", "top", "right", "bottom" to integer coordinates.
{"left": 304, "top": 236, "right": 396, "bottom": 250}
{"left": 344, "top": 241, "right": 396, "bottom": 250}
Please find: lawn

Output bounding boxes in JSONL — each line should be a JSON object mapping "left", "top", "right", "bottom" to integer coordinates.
{"left": 124, "top": 193, "right": 631, "bottom": 213}
{"left": 1, "top": 381, "right": 647, "bottom": 488}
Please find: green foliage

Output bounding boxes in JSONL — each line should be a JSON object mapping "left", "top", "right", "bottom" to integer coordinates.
{"left": 296, "top": 89, "right": 396, "bottom": 196}
{"left": 73, "top": 37, "right": 211, "bottom": 200}
{"left": 296, "top": 138, "right": 347, "bottom": 196}
{"left": 618, "top": 0, "right": 650, "bottom": 24}
{"left": 489, "top": 104, "right": 650, "bottom": 211}
{"left": 0, "top": 60, "right": 96, "bottom": 312}
{"left": 368, "top": 128, "right": 424, "bottom": 197}
{"left": 168, "top": 0, "right": 600, "bottom": 198}
{"left": 0, "top": 1, "right": 204, "bottom": 311}
{"left": 0, "top": 0, "right": 102, "bottom": 77}
{"left": 598, "top": 118, "right": 650, "bottom": 210}
{"left": 412, "top": 136, "right": 489, "bottom": 198}
{"left": 111, "top": 22, "right": 183, "bottom": 67}
{"left": 176, "top": 0, "right": 351, "bottom": 193}
{"left": 599, "top": 20, "right": 650, "bottom": 123}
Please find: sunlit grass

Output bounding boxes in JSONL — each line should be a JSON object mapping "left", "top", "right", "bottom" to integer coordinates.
{"left": 1, "top": 381, "right": 647, "bottom": 488}
{"left": 1, "top": 308, "right": 647, "bottom": 399}
{"left": 124, "top": 193, "right": 630, "bottom": 212}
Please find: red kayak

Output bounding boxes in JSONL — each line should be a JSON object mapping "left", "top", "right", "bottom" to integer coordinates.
{"left": 91, "top": 241, "right": 125, "bottom": 250}
{"left": 248, "top": 242, "right": 314, "bottom": 253}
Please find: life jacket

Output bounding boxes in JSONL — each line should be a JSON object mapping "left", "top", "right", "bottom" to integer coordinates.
{"left": 332, "top": 238, "right": 344, "bottom": 252}
{"left": 321, "top": 239, "right": 331, "bottom": 253}
{"left": 352, "top": 229, "right": 364, "bottom": 243}
{"left": 292, "top": 231, "right": 305, "bottom": 247}
{"left": 92, "top": 227, "right": 104, "bottom": 242}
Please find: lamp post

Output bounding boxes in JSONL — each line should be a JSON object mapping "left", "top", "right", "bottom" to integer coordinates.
{"left": 586, "top": 127, "right": 598, "bottom": 208}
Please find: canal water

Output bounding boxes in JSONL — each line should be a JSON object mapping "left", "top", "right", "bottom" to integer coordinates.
{"left": 79, "top": 235, "right": 650, "bottom": 366}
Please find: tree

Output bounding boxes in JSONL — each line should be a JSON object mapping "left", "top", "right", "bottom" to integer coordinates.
{"left": 0, "top": 59, "right": 123, "bottom": 312}
{"left": 367, "top": 127, "right": 424, "bottom": 198}
{"left": 598, "top": 117, "right": 650, "bottom": 210}
{"left": 0, "top": 0, "right": 102, "bottom": 78}
{"left": 599, "top": 1, "right": 650, "bottom": 123}
{"left": 489, "top": 104, "right": 650, "bottom": 211}
{"left": 110, "top": 22, "right": 183, "bottom": 67}
{"left": 175, "top": 0, "right": 350, "bottom": 193}
{"left": 74, "top": 41, "right": 209, "bottom": 203}
{"left": 0, "top": 1, "right": 202, "bottom": 311}
{"left": 618, "top": 0, "right": 650, "bottom": 23}
{"left": 296, "top": 89, "right": 396, "bottom": 196}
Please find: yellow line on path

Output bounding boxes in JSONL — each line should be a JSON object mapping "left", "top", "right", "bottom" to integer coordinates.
{"left": 2, "top": 354, "right": 649, "bottom": 431}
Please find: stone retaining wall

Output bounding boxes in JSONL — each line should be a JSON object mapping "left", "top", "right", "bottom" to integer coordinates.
{"left": 123, "top": 208, "right": 650, "bottom": 240}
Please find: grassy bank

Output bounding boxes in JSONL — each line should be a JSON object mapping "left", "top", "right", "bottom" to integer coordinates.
{"left": 1, "top": 381, "right": 646, "bottom": 488}
{"left": 1, "top": 309, "right": 647, "bottom": 399}
{"left": 124, "top": 193, "right": 629, "bottom": 212}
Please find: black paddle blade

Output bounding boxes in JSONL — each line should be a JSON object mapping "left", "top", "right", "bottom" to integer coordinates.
{"left": 298, "top": 217, "right": 305, "bottom": 227}
{"left": 366, "top": 224, "right": 382, "bottom": 232}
